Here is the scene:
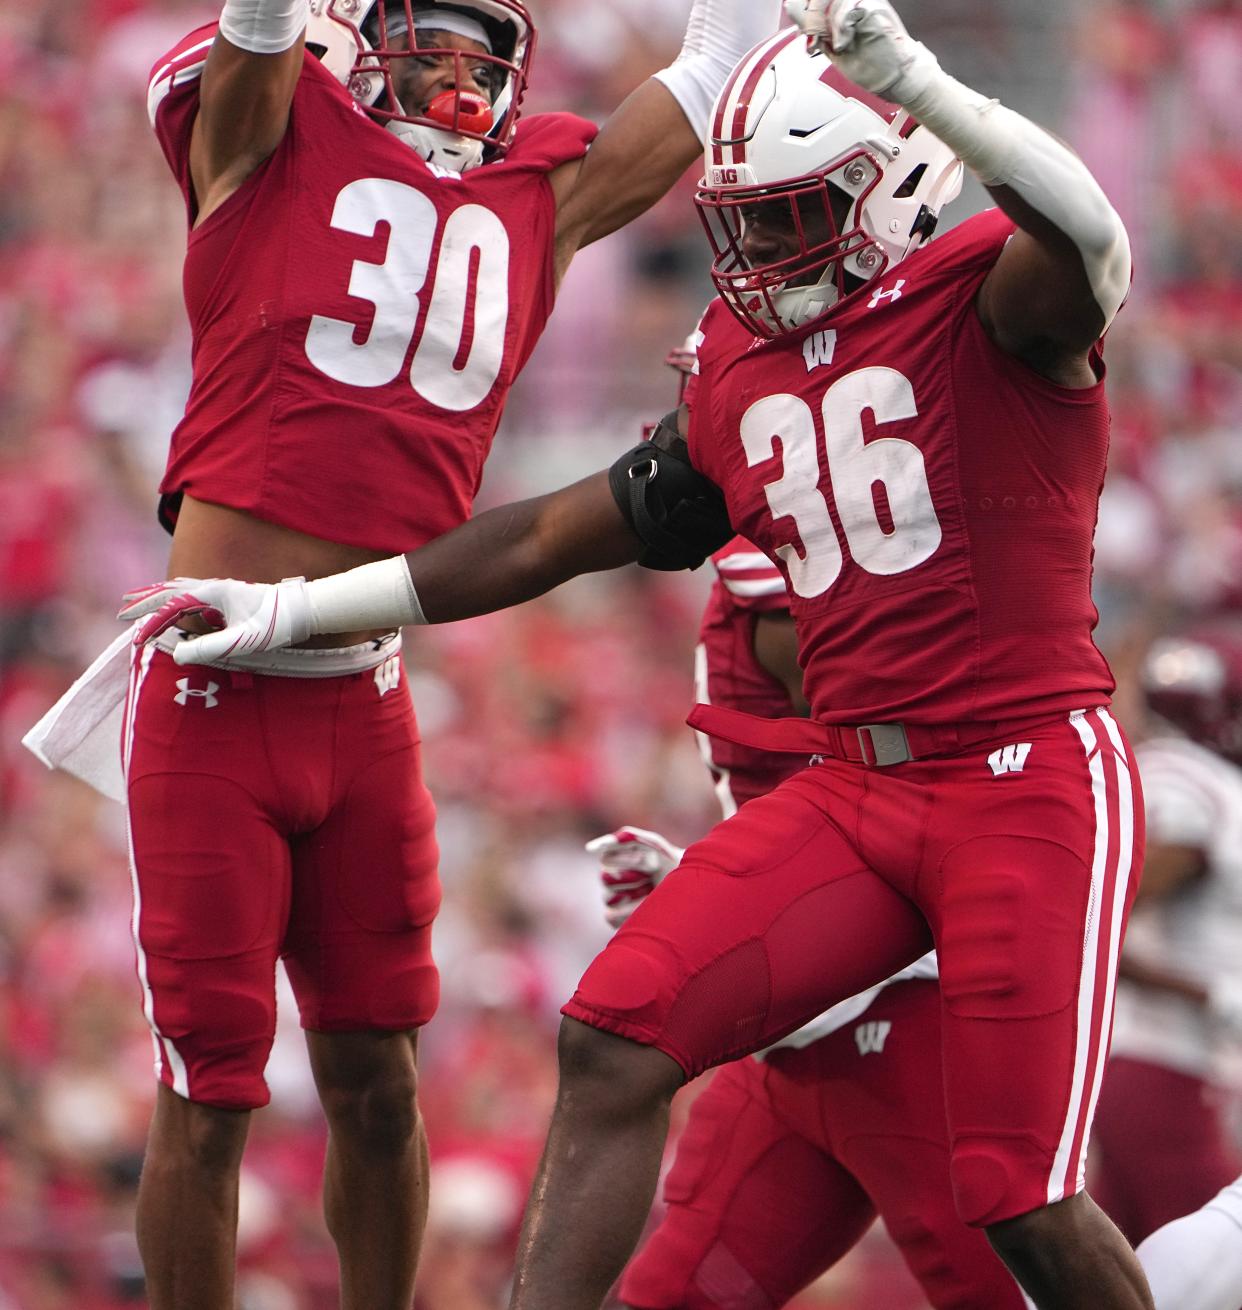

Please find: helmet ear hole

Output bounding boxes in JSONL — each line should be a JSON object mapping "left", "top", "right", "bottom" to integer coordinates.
{"left": 893, "top": 163, "right": 927, "bottom": 200}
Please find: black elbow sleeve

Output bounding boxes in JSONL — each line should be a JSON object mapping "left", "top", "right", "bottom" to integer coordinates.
{"left": 608, "top": 412, "right": 734, "bottom": 572}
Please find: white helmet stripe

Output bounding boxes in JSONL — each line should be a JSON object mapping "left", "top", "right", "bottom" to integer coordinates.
{"left": 711, "top": 29, "right": 800, "bottom": 168}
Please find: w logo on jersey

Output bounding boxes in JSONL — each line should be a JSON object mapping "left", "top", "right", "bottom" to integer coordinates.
{"left": 802, "top": 329, "right": 837, "bottom": 373}
{"left": 173, "top": 678, "right": 220, "bottom": 708}
{"left": 374, "top": 656, "right": 402, "bottom": 698}
{"left": 988, "top": 742, "right": 1033, "bottom": 776}
{"left": 854, "top": 1020, "right": 892, "bottom": 1056}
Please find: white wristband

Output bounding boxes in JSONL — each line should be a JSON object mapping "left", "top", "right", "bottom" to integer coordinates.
{"left": 903, "top": 68, "right": 1131, "bottom": 325}
{"left": 304, "top": 556, "right": 426, "bottom": 635}
{"left": 218, "top": 0, "right": 307, "bottom": 54}
{"left": 654, "top": 0, "right": 780, "bottom": 140}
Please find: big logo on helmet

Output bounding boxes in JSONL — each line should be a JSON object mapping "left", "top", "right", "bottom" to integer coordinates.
{"left": 708, "top": 164, "right": 757, "bottom": 187}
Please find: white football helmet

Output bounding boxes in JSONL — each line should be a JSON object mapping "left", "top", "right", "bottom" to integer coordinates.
{"left": 306, "top": 0, "right": 534, "bottom": 171}
{"left": 696, "top": 29, "right": 963, "bottom": 337}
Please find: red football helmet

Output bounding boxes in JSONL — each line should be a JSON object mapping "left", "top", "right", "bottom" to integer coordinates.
{"left": 1142, "top": 623, "right": 1242, "bottom": 763}
{"left": 695, "top": 30, "right": 962, "bottom": 337}
{"left": 306, "top": 0, "right": 534, "bottom": 171}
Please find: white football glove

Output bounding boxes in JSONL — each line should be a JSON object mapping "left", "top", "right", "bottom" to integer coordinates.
{"left": 585, "top": 826, "right": 685, "bottom": 930}
{"left": 118, "top": 576, "right": 313, "bottom": 664}
{"left": 782, "top": 0, "right": 939, "bottom": 103}
{"left": 1208, "top": 976, "right": 1242, "bottom": 1040}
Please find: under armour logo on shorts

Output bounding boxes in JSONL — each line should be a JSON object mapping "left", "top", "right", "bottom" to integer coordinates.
{"left": 173, "top": 678, "right": 220, "bottom": 708}
{"left": 374, "top": 656, "right": 401, "bottom": 697}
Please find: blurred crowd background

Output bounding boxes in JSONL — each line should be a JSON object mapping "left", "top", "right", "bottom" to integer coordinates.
{"left": 1, "top": 0, "right": 1241, "bottom": 1305}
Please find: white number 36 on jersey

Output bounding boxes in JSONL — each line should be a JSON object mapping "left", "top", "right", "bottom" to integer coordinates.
{"left": 742, "top": 366, "right": 942, "bottom": 598}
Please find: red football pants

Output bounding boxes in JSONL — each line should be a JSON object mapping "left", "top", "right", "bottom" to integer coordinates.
{"left": 620, "top": 980, "right": 1025, "bottom": 1309}
{"left": 125, "top": 646, "right": 440, "bottom": 1109}
{"left": 567, "top": 708, "right": 1143, "bottom": 1225}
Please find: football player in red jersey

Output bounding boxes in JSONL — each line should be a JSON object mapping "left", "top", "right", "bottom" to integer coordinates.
{"left": 587, "top": 525, "right": 1026, "bottom": 1308}
{"left": 92, "top": 1, "right": 786, "bottom": 1308}
{"left": 121, "top": 1, "right": 1151, "bottom": 1304}
{"left": 587, "top": 346, "right": 1019, "bottom": 1309}
{"left": 593, "top": 601, "right": 1242, "bottom": 1310}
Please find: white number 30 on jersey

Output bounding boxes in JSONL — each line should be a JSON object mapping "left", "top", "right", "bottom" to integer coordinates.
{"left": 741, "top": 367, "right": 942, "bottom": 597}
{"left": 305, "top": 177, "right": 508, "bottom": 412}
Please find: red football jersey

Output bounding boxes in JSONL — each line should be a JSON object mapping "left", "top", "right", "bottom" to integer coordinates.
{"left": 148, "top": 26, "right": 597, "bottom": 553}
{"left": 694, "top": 537, "right": 803, "bottom": 812}
{"left": 688, "top": 209, "right": 1115, "bottom": 726}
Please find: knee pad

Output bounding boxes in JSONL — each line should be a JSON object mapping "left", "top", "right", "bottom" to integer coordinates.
{"left": 148, "top": 971, "right": 277, "bottom": 1110}
{"left": 570, "top": 933, "right": 774, "bottom": 1078}
{"left": 950, "top": 1136, "right": 1055, "bottom": 1227}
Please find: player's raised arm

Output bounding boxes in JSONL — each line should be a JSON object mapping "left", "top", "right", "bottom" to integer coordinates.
{"left": 787, "top": 0, "right": 1131, "bottom": 377}
{"left": 550, "top": 0, "right": 781, "bottom": 278}
{"left": 118, "top": 411, "right": 735, "bottom": 662}
{"left": 190, "top": 0, "right": 309, "bottom": 222}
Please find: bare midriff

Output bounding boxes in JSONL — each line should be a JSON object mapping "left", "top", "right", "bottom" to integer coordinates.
{"left": 166, "top": 495, "right": 397, "bottom": 648}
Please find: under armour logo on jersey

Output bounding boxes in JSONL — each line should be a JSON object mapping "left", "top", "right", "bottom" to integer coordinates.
{"left": 173, "top": 678, "right": 220, "bottom": 708}
{"left": 855, "top": 1020, "right": 892, "bottom": 1055}
{"left": 988, "top": 743, "right": 1033, "bottom": 776}
{"left": 802, "top": 329, "right": 837, "bottom": 373}
{"left": 374, "top": 655, "right": 402, "bottom": 698}
{"left": 867, "top": 279, "right": 906, "bottom": 309}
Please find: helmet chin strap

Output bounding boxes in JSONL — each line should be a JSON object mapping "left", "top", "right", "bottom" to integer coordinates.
{"left": 771, "top": 281, "right": 838, "bottom": 332}
{"left": 767, "top": 245, "right": 883, "bottom": 332}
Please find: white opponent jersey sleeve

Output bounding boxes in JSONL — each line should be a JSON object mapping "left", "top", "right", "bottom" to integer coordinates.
{"left": 1112, "top": 734, "right": 1242, "bottom": 1076}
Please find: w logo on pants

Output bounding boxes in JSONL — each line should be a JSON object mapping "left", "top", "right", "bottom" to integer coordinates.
{"left": 854, "top": 1020, "right": 892, "bottom": 1056}
{"left": 988, "top": 742, "right": 1033, "bottom": 776}
{"left": 374, "top": 656, "right": 401, "bottom": 697}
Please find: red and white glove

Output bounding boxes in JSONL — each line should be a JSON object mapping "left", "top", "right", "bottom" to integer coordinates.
{"left": 782, "top": 0, "right": 939, "bottom": 102}
{"left": 585, "top": 826, "right": 685, "bottom": 930}
{"left": 118, "top": 576, "right": 312, "bottom": 663}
